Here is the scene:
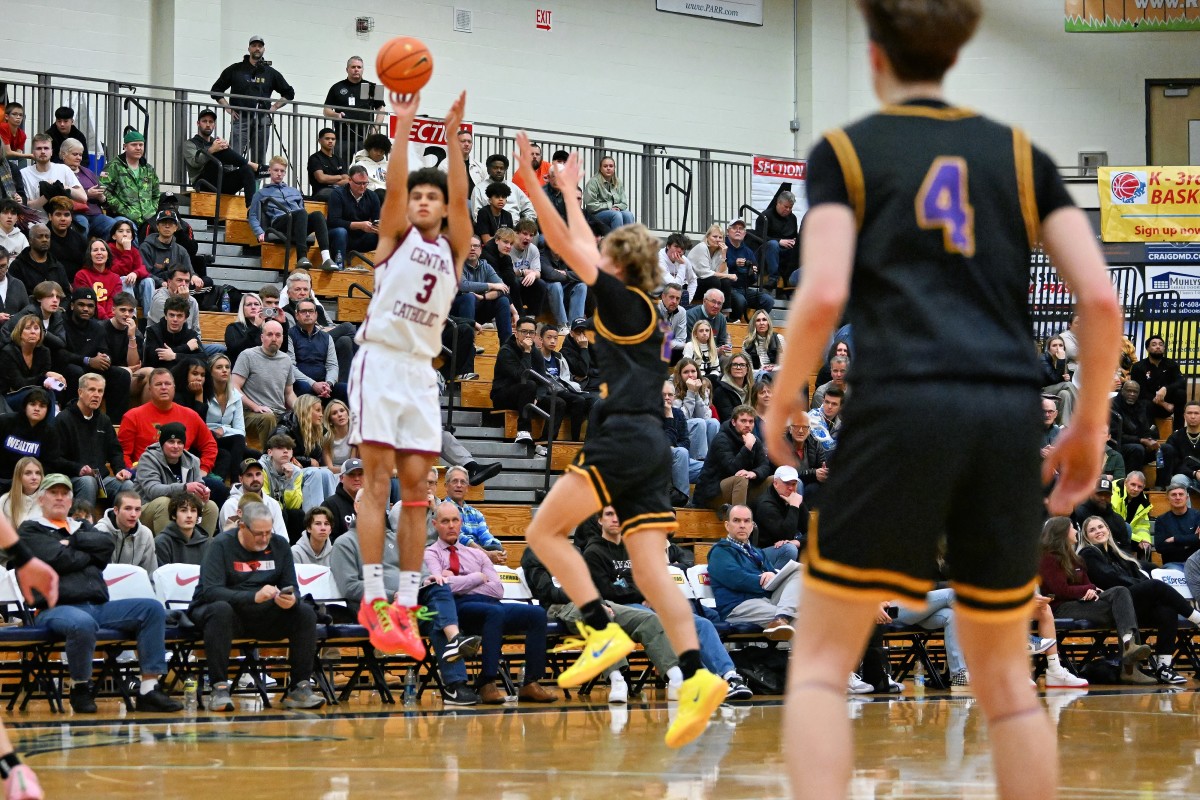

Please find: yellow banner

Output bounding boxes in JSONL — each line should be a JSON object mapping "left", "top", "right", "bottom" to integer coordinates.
{"left": 1066, "top": 1, "right": 1200, "bottom": 32}
{"left": 1098, "top": 167, "right": 1200, "bottom": 242}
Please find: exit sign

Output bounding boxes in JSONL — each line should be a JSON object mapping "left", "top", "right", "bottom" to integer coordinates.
{"left": 536, "top": 8, "right": 552, "bottom": 30}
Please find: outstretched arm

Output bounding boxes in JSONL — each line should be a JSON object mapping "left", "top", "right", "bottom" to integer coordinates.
{"left": 375, "top": 92, "right": 420, "bottom": 257}
{"left": 514, "top": 132, "right": 601, "bottom": 285}
{"left": 442, "top": 92, "right": 471, "bottom": 280}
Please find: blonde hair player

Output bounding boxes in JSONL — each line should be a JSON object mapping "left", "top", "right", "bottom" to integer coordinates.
{"left": 347, "top": 90, "right": 471, "bottom": 657}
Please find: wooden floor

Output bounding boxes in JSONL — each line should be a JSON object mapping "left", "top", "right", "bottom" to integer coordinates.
{"left": 7, "top": 683, "right": 1200, "bottom": 798}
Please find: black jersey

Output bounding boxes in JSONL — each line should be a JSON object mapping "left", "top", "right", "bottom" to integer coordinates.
{"left": 590, "top": 271, "right": 671, "bottom": 416}
{"left": 805, "top": 99, "right": 1074, "bottom": 388}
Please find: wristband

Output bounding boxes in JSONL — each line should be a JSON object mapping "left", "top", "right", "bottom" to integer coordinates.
{"left": 3, "top": 539, "right": 34, "bottom": 569}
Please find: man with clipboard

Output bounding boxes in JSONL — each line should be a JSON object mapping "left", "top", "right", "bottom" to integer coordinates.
{"left": 707, "top": 504, "right": 800, "bottom": 640}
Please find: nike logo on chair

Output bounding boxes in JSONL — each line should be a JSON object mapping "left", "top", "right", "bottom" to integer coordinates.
{"left": 175, "top": 574, "right": 201, "bottom": 586}
{"left": 105, "top": 573, "right": 134, "bottom": 586}
{"left": 298, "top": 574, "right": 323, "bottom": 586}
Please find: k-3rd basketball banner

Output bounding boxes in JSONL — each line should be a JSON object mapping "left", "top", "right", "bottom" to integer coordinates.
{"left": 1098, "top": 167, "right": 1200, "bottom": 243}
{"left": 1065, "top": 1, "right": 1200, "bottom": 32}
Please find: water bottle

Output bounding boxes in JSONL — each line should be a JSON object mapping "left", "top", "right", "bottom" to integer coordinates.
{"left": 183, "top": 678, "right": 198, "bottom": 711}
{"left": 807, "top": 408, "right": 836, "bottom": 455}
{"left": 913, "top": 662, "right": 926, "bottom": 699}
{"left": 335, "top": 252, "right": 344, "bottom": 270}
{"left": 402, "top": 667, "right": 417, "bottom": 707}
{"left": 220, "top": 291, "right": 230, "bottom": 312}
{"left": 1156, "top": 449, "right": 1164, "bottom": 469}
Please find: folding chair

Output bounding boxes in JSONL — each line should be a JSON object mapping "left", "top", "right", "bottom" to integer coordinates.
{"left": 0, "top": 568, "right": 60, "bottom": 712}
{"left": 1153, "top": 568, "right": 1199, "bottom": 671}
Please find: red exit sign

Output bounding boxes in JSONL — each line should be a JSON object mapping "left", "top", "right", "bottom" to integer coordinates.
{"left": 536, "top": 9, "right": 552, "bottom": 30}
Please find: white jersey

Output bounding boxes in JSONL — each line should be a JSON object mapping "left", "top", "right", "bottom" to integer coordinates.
{"left": 355, "top": 226, "right": 456, "bottom": 359}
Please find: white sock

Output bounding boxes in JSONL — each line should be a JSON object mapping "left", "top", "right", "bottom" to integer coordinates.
{"left": 320, "top": 249, "right": 332, "bottom": 262}
{"left": 1189, "top": 610, "right": 1200, "bottom": 625}
{"left": 140, "top": 678, "right": 158, "bottom": 695}
{"left": 722, "top": 669, "right": 739, "bottom": 681}
{"left": 1121, "top": 633, "right": 1133, "bottom": 644}
{"left": 362, "top": 563, "right": 386, "bottom": 602}
{"left": 1157, "top": 654, "right": 1173, "bottom": 667}
{"left": 396, "top": 571, "right": 422, "bottom": 607}
{"left": 666, "top": 666, "right": 683, "bottom": 685}
{"left": 1046, "top": 653, "right": 1061, "bottom": 670}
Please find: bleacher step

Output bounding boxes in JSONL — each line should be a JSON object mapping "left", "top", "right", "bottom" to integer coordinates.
{"left": 441, "top": 410, "right": 483, "bottom": 426}
{"left": 445, "top": 425, "right": 506, "bottom": 440}
{"left": 457, "top": 441, "right": 545, "bottom": 458}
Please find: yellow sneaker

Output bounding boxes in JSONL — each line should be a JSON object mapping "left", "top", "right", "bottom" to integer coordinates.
{"left": 553, "top": 622, "right": 635, "bottom": 688}
{"left": 664, "top": 669, "right": 728, "bottom": 749}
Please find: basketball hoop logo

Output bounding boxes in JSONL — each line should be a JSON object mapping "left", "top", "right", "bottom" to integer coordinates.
{"left": 1110, "top": 171, "right": 1146, "bottom": 204}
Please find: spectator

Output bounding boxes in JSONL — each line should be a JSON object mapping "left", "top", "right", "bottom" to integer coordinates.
{"left": 491, "top": 316, "right": 563, "bottom": 456}
{"left": 0, "top": 389, "right": 65, "bottom": 491}
{"left": 713, "top": 353, "right": 753, "bottom": 422}
{"left": 706, "top": 504, "right": 800, "bottom": 639}
{"left": 45, "top": 196, "right": 86, "bottom": 273}
{"left": 1078, "top": 514, "right": 1198, "bottom": 684}
{"left": 247, "top": 157, "right": 336, "bottom": 272}
{"left": 661, "top": 380, "right": 700, "bottom": 507}
{"left": 452, "top": 235, "right": 513, "bottom": 343}
{"left": 106, "top": 220, "right": 153, "bottom": 312}
{"left": 1040, "top": 335, "right": 1076, "bottom": 424}
{"left": 724, "top": 218, "right": 773, "bottom": 319}
{"left": 188, "top": 501, "right": 325, "bottom": 712}
{"left": 281, "top": 271, "right": 355, "bottom": 365}
{"left": 0, "top": 456, "right": 41, "bottom": 531}
{"left": 118, "top": 368, "right": 217, "bottom": 474}
{"left": 1153, "top": 483, "right": 1200, "bottom": 569}
{"left": 20, "top": 473, "right": 182, "bottom": 714}
{"left": 2, "top": 278, "right": 66, "bottom": 346}
{"left": 331, "top": 490, "right": 482, "bottom": 706}
{"left": 424, "top": 500, "right": 558, "bottom": 704}
{"left": 1110, "top": 471, "right": 1152, "bottom": 558}
{"left": 11, "top": 225, "right": 70, "bottom": 296}
{"left": 93, "top": 490, "right": 157, "bottom": 574}
{"left": 519, "top": 220, "right": 584, "bottom": 334}
{"left": 232, "top": 318, "right": 301, "bottom": 448}
{"left": 182, "top": 108, "right": 260, "bottom": 204}
{"left": 811, "top": 355, "right": 850, "bottom": 410}
{"left": 101, "top": 291, "right": 146, "bottom": 400}
{"left": 53, "top": 372, "right": 133, "bottom": 508}
{"left": 171, "top": 357, "right": 210, "bottom": 425}
{"left": 484, "top": 228, "right": 544, "bottom": 320}
{"left": 99, "top": 131, "right": 159, "bottom": 228}
{"left": 1131, "top": 335, "right": 1186, "bottom": 432}
{"left": 72, "top": 238, "right": 122, "bottom": 320}
{"left": 511, "top": 141, "right": 550, "bottom": 196}
{"left": 307, "top": 128, "right": 348, "bottom": 201}
{"left": 582, "top": 157, "right": 634, "bottom": 230}
{"left": 742, "top": 310, "right": 785, "bottom": 378}
{"left": 685, "top": 288, "right": 732, "bottom": 353}
{"left": 448, "top": 129, "right": 488, "bottom": 195}
{"left": 658, "top": 234, "right": 697, "bottom": 303}
{"left": 59, "top": 137, "right": 114, "bottom": 239}
{"left": 1164, "top": 401, "right": 1200, "bottom": 493}
{"left": 322, "top": 56, "right": 385, "bottom": 167}
{"left": 351, "top": 133, "right": 391, "bottom": 199}
{"left": 140, "top": 213, "right": 197, "bottom": 289}
{"left": 210, "top": 35, "right": 295, "bottom": 166}
{"left": 282, "top": 395, "right": 338, "bottom": 493}
{"left": 292, "top": 506, "right": 334, "bottom": 567}
{"left": 440, "top": 465, "right": 507, "bottom": 563}
{"left": 688, "top": 224, "right": 738, "bottom": 314}
{"left": 681, "top": 319, "right": 722, "bottom": 382}
{"left": 224, "top": 292, "right": 268, "bottom": 367}
{"left": 1038, "top": 517, "right": 1155, "bottom": 684}
{"left": 582, "top": 505, "right": 753, "bottom": 701}
{"left": 754, "top": 465, "right": 808, "bottom": 559}
{"left": 560, "top": 317, "right": 601, "bottom": 395}
{"left": 134, "top": 422, "right": 218, "bottom": 534}
{"left": 199, "top": 353, "right": 246, "bottom": 480}
{"left": 657, "top": 283, "right": 687, "bottom": 362}
{"left": 671, "top": 357, "right": 719, "bottom": 460}
{"left": 693, "top": 404, "right": 771, "bottom": 513}
{"left": 20, "top": 133, "right": 85, "bottom": 224}
{"left": 1040, "top": 394, "right": 1062, "bottom": 457}
{"left": 218, "top": 457, "right": 287, "bottom": 539}
{"left": 0, "top": 199, "right": 29, "bottom": 257}
{"left": 47, "top": 107, "right": 89, "bottom": 163}
{"left": 1110, "top": 379, "right": 1158, "bottom": 472}
{"left": 56, "top": 287, "right": 130, "bottom": 420}
{"left": 808, "top": 386, "right": 844, "bottom": 455}
{"left": 153, "top": 490, "right": 211, "bottom": 566}
{"left": 533, "top": 324, "right": 595, "bottom": 441}
{"left": 469, "top": 154, "right": 535, "bottom": 221}
{"left": 0, "top": 314, "right": 64, "bottom": 411}
{"left": 257, "top": 434, "right": 309, "bottom": 536}
{"left": 752, "top": 190, "right": 799, "bottom": 288}
{"left": 327, "top": 165, "right": 380, "bottom": 264}
{"left": 289, "top": 298, "right": 344, "bottom": 402}
{"left": 436, "top": 431, "right": 502, "bottom": 487}
{"left": 320, "top": 457, "right": 363, "bottom": 541}
{"left": 143, "top": 294, "right": 202, "bottom": 371}
{"left": 323, "top": 400, "right": 353, "bottom": 471}
{"left": 1, "top": 102, "right": 30, "bottom": 162}
{"left": 474, "top": 182, "right": 514, "bottom": 243}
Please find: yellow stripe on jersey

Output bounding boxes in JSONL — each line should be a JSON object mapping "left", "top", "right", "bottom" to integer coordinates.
{"left": 1012, "top": 128, "right": 1041, "bottom": 248}
{"left": 593, "top": 287, "right": 658, "bottom": 345}
{"left": 880, "top": 104, "right": 978, "bottom": 121}
{"left": 824, "top": 129, "right": 866, "bottom": 230}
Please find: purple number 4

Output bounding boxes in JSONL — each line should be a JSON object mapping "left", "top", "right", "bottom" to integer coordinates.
{"left": 916, "top": 157, "right": 975, "bottom": 257}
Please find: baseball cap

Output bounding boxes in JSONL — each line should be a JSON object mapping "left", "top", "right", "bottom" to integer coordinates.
{"left": 773, "top": 465, "right": 799, "bottom": 483}
{"left": 727, "top": 218, "right": 747, "bottom": 228}
{"left": 155, "top": 209, "right": 180, "bottom": 225}
{"left": 341, "top": 458, "right": 364, "bottom": 474}
{"left": 249, "top": 34, "right": 265, "bottom": 45}
{"left": 54, "top": 106, "right": 74, "bottom": 121}
{"left": 197, "top": 108, "right": 217, "bottom": 121}
{"left": 159, "top": 422, "right": 187, "bottom": 445}
{"left": 239, "top": 458, "right": 263, "bottom": 476}
{"left": 123, "top": 130, "right": 145, "bottom": 144}
{"left": 1095, "top": 478, "right": 1113, "bottom": 493}
{"left": 70, "top": 286, "right": 97, "bottom": 304}
{"left": 39, "top": 474, "right": 73, "bottom": 492}
{"left": 570, "top": 317, "right": 589, "bottom": 331}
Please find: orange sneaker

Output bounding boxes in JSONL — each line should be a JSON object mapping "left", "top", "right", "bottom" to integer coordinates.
{"left": 357, "top": 597, "right": 426, "bottom": 659}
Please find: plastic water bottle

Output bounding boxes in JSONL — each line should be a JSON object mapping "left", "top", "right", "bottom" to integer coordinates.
{"left": 913, "top": 662, "right": 926, "bottom": 699}
{"left": 220, "top": 291, "right": 230, "bottom": 312}
{"left": 335, "top": 252, "right": 344, "bottom": 270}
{"left": 402, "top": 667, "right": 417, "bottom": 707}
{"left": 1156, "top": 449, "right": 1165, "bottom": 469}
{"left": 183, "top": 678, "right": 198, "bottom": 711}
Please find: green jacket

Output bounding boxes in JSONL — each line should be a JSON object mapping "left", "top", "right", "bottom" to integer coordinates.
{"left": 582, "top": 174, "right": 629, "bottom": 214}
{"left": 1110, "top": 479, "right": 1151, "bottom": 545}
{"left": 101, "top": 157, "right": 160, "bottom": 223}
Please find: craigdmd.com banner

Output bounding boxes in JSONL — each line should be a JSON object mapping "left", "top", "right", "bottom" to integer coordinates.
{"left": 1065, "top": 1, "right": 1200, "bottom": 32}
{"left": 1097, "top": 167, "right": 1200, "bottom": 243}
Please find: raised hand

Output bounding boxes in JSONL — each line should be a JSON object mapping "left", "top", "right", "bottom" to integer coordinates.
{"left": 388, "top": 91, "right": 421, "bottom": 133}
{"left": 557, "top": 152, "right": 582, "bottom": 196}
{"left": 513, "top": 131, "right": 538, "bottom": 186}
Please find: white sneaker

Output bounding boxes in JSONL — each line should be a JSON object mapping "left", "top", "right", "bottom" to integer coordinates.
{"left": 848, "top": 673, "right": 873, "bottom": 694}
{"left": 481, "top": 322, "right": 496, "bottom": 330}
{"left": 514, "top": 431, "right": 533, "bottom": 446}
{"left": 608, "top": 674, "right": 628, "bottom": 704}
{"left": 1027, "top": 635, "right": 1056, "bottom": 655}
{"left": 534, "top": 445, "right": 548, "bottom": 458}
{"left": 1044, "top": 667, "right": 1088, "bottom": 689}
{"left": 666, "top": 677, "right": 682, "bottom": 700}
{"left": 237, "top": 672, "right": 278, "bottom": 689}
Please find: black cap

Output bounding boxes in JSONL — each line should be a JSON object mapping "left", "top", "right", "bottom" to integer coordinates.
{"left": 239, "top": 458, "right": 262, "bottom": 476}
{"left": 159, "top": 422, "right": 187, "bottom": 445}
{"left": 197, "top": 108, "right": 217, "bottom": 121}
{"left": 70, "top": 286, "right": 97, "bottom": 303}
{"left": 155, "top": 209, "right": 179, "bottom": 225}
{"left": 571, "top": 317, "right": 589, "bottom": 331}
{"left": 1096, "top": 478, "right": 1113, "bottom": 493}
{"left": 54, "top": 106, "right": 74, "bottom": 121}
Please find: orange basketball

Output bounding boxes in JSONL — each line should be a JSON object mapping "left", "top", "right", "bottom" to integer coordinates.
{"left": 376, "top": 36, "right": 434, "bottom": 95}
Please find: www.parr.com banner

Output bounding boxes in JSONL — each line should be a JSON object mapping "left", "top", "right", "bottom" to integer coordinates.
{"left": 1098, "top": 167, "right": 1200, "bottom": 243}
{"left": 1066, "top": 1, "right": 1200, "bottom": 32}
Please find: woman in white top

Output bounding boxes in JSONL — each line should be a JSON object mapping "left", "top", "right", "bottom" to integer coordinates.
{"left": 681, "top": 319, "right": 722, "bottom": 381}
{"left": 742, "top": 309, "right": 786, "bottom": 380}
{"left": 205, "top": 353, "right": 249, "bottom": 481}
{"left": 688, "top": 224, "right": 739, "bottom": 317}
{"left": 323, "top": 399, "right": 354, "bottom": 473}
{"left": 671, "top": 358, "right": 719, "bottom": 459}
{"left": 0, "top": 456, "right": 41, "bottom": 532}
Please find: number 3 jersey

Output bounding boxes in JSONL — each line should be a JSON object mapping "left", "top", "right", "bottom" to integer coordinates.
{"left": 805, "top": 99, "right": 1075, "bottom": 387}
{"left": 354, "top": 226, "right": 457, "bottom": 359}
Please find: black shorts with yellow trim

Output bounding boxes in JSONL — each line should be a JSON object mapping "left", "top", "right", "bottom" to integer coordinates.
{"left": 807, "top": 380, "right": 1043, "bottom": 619}
{"left": 566, "top": 413, "right": 677, "bottom": 536}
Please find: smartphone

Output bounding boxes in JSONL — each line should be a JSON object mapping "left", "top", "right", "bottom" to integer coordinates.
{"left": 279, "top": 586, "right": 295, "bottom": 596}
{"left": 886, "top": 606, "right": 899, "bottom": 620}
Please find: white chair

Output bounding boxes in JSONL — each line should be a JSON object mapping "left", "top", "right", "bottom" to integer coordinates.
{"left": 1152, "top": 568, "right": 1193, "bottom": 600}
{"left": 152, "top": 563, "right": 202, "bottom": 608}
{"left": 294, "top": 563, "right": 344, "bottom": 607}
{"left": 668, "top": 565, "right": 694, "bottom": 600}
{"left": 102, "top": 564, "right": 156, "bottom": 602}
{"left": 686, "top": 564, "right": 716, "bottom": 608}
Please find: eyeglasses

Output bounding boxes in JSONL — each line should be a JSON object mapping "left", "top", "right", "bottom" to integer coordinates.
{"left": 730, "top": 363, "right": 747, "bottom": 369}
{"left": 350, "top": 180, "right": 369, "bottom": 187}
{"left": 517, "top": 328, "right": 536, "bottom": 335}
{"left": 297, "top": 308, "right": 317, "bottom": 314}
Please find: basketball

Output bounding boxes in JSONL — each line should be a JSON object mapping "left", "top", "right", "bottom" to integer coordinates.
{"left": 376, "top": 36, "right": 434, "bottom": 95}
